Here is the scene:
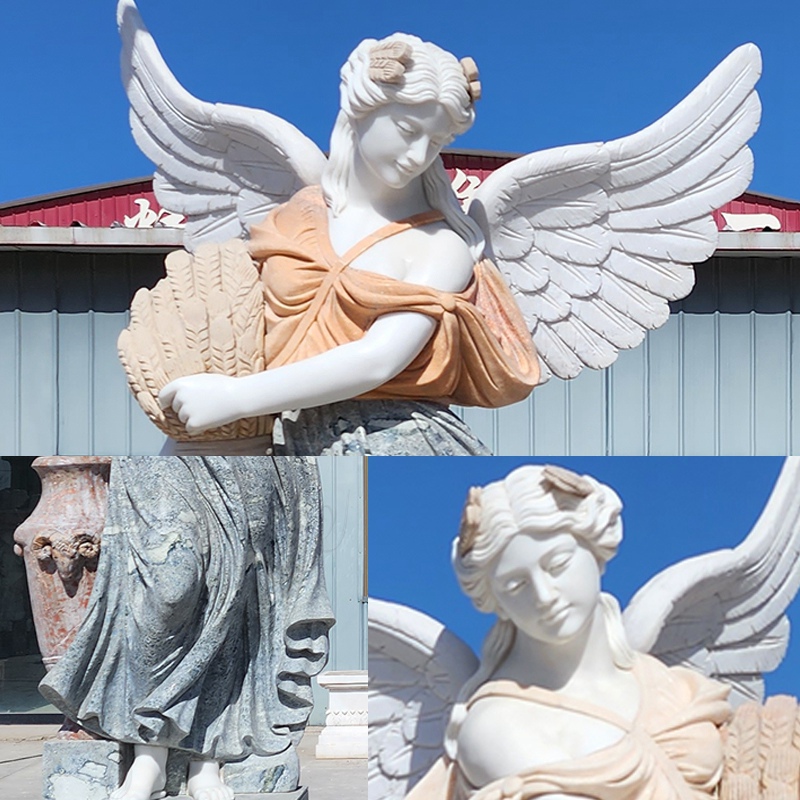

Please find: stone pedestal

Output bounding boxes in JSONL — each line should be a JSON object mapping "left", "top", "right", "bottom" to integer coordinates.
{"left": 42, "top": 740, "right": 304, "bottom": 799}
{"left": 42, "top": 739, "right": 129, "bottom": 800}
{"left": 223, "top": 747, "right": 300, "bottom": 793}
{"left": 315, "top": 671, "right": 367, "bottom": 759}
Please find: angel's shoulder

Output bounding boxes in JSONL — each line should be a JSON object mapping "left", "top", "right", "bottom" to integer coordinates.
{"left": 636, "top": 654, "right": 729, "bottom": 714}
{"left": 457, "top": 693, "right": 566, "bottom": 782}
{"left": 405, "top": 223, "right": 476, "bottom": 293}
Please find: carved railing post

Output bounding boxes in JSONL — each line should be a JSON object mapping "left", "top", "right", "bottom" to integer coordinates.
{"left": 13, "top": 457, "right": 111, "bottom": 672}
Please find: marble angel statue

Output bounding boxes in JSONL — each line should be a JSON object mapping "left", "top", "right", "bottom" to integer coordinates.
{"left": 369, "top": 460, "right": 800, "bottom": 800}
{"left": 115, "top": 0, "right": 761, "bottom": 455}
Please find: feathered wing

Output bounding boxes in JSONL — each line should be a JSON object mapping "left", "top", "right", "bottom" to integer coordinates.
{"left": 468, "top": 44, "right": 761, "bottom": 381}
{"left": 117, "top": 0, "right": 327, "bottom": 251}
{"left": 622, "top": 457, "right": 800, "bottom": 706}
{"left": 369, "top": 598, "right": 478, "bottom": 800}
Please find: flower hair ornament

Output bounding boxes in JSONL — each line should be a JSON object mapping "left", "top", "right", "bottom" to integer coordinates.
{"left": 367, "top": 39, "right": 481, "bottom": 104}
{"left": 368, "top": 41, "right": 413, "bottom": 84}
{"left": 541, "top": 465, "right": 593, "bottom": 498}
{"left": 458, "top": 486, "right": 483, "bottom": 556}
{"left": 459, "top": 56, "right": 481, "bottom": 103}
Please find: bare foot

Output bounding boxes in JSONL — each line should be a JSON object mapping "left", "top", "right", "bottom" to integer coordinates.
{"left": 187, "top": 759, "right": 235, "bottom": 800}
{"left": 110, "top": 744, "right": 168, "bottom": 800}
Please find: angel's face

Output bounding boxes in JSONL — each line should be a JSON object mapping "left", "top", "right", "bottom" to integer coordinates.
{"left": 489, "top": 530, "right": 602, "bottom": 645}
{"left": 353, "top": 101, "right": 456, "bottom": 188}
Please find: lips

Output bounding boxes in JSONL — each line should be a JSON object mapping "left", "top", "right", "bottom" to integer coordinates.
{"left": 539, "top": 604, "right": 570, "bottom": 625}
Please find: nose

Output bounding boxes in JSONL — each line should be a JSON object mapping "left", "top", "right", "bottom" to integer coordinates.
{"left": 408, "top": 136, "right": 431, "bottom": 167}
{"left": 530, "top": 569, "right": 557, "bottom": 608}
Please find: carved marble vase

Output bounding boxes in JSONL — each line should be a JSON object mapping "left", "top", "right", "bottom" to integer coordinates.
{"left": 13, "top": 457, "right": 111, "bottom": 672}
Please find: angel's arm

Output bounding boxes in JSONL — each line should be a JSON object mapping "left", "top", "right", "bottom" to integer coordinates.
{"left": 159, "top": 311, "right": 436, "bottom": 434}
{"left": 159, "top": 229, "right": 474, "bottom": 434}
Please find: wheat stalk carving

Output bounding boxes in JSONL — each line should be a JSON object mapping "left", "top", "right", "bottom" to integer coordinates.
{"left": 118, "top": 240, "right": 272, "bottom": 442}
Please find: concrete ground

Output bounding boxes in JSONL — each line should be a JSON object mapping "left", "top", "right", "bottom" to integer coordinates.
{"left": 0, "top": 725, "right": 366, "bottom": 800}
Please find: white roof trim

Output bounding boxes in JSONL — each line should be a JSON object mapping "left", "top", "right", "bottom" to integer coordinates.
{"left": 0, "top": 227, "right": 798, "bottom": 258}
{"left": 0, "top": 226, "right": 183, "bottom": 251}
{"left": 716, "top": 231, "right": 800, "bottom": 254}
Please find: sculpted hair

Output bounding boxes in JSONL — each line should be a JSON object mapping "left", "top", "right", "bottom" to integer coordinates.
{"left": 322, "top": 33, "right": 485, "bottom": 260}
{"left": 444, "top": 465, "right": 635, "bottom": 760}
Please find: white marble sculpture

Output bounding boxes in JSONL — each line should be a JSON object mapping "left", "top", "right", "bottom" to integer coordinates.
{"left": 116, "top": 0, "right": 761, "bottom": 454}
{"left": 368, "top": 460, "right": 800, "bottom": 800}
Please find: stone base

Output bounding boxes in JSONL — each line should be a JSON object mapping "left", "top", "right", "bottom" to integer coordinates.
{"left": 223, "top": 747, "right": 300, "bottom": 793}
{"left": 42, "top": 739, "right": 130, "bottom": 800}
{"left": 315, "top": 725, "right": 367, "bottom": 759}
{"left": 171, "top": 792, "right": 308, "bottom": 800}
{"left": 42, "top": 739, "right": 301, "bottom": 799}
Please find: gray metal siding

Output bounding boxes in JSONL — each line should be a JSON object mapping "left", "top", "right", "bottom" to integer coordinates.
{"left": 2, "top": 252, "right": 800, "bottom": 455}
{"left": 312, "top": 458, "right": 366, "bottom": 724}
{"left": 458, "top": 256, "right": 800, "bottom": 455}
{"left": 0, "top": 250, "right": 165, "bottom": 456}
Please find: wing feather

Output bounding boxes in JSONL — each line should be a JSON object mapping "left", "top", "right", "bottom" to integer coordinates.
{"left": 118, "top": 0, "right": 326, "bottom": 251}
{"left": 368, "top": 599, "right": 478, "bottom": 800}
{"left": 623, "top": 458, "right": 800, "bottom": 706}
{"left": 470, "top": 44, "right": 761, "bottom": 380}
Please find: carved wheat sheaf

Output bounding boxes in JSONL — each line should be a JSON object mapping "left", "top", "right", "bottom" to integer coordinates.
{"left": 721, "top": 697, "right": 800, "bottom": 800}
{"left": 118, "top": 240, "right": 271, "bottom": 441}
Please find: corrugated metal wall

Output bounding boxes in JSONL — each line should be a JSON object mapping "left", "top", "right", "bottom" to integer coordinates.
{"left": 459, "top": 255, "right": 800, "bottom": 455}
{"left": 0, "top": 250, "right": 165, "bottom": 455}
{"left": 1, "top": 251, "right": 799, "bottom": 457}
{"left": 313, "top": 457, "right": 366, "bottom": 724}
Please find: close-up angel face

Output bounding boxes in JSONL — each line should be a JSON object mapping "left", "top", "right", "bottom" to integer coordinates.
{"left": 453, "top": 465, "right": 623, "bottom": 634}
{"left": 353, "top": 100, "right": 457, "bottom": 188}
{"left": 488, "top": 529, "right": 602, "bottom": 645}
{"left": 323, "top": 33, "right": 477, "bottom": 212}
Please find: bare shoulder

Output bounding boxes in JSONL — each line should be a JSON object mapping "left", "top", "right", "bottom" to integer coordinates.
{"left": 456, "top": 697, "right": 561, "bottom": 787}
{"left": 404, "top": 223, "right": 476, "bottom": 293}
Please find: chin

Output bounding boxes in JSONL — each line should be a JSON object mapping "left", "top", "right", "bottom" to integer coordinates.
{"left": 384, "top": 170, "right": 416, "bottom": 189}
{"left": 526, "top": 610, "right": 593, "bottom": 645}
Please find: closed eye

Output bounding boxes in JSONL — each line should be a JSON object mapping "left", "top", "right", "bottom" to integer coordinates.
{"left": 546, "top": 553, "right": 573, "bottom": 575}
{"left": 396, "top": 120, "right": 418, "bottom": 137}
{"left": 505, "top": 577, "right": 527, "bottom": 593}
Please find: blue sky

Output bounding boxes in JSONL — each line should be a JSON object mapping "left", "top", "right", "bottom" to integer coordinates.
{"left": 1, "top": 0, "right": 799, "bottom": 204}
{"left": 367, "top": 457, "right": 800, "bottom": 698}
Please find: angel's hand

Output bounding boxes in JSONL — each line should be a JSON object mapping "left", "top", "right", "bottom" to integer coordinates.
{"left": 159, "top": 374, "right": 244, "bottom": 435}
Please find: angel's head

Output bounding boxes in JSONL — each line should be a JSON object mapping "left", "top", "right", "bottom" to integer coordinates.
{"left": 454, "top": 465, "right": 623, "bottom": 637}
{"left": 323, "top": 33, "right": 484, "bottom": 256}
{"left": 443, "top": 465, "right": 634, "bottom": 759}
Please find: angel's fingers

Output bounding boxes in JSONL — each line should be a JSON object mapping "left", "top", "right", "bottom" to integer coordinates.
{"left": 184, "top": 418, "right": 210, "bottom": 437}
{"left": 158, "top": 381, "right": 179, "bottom": 409}
{"left": 176, "top": 403, "right": 191, "bottom": 425}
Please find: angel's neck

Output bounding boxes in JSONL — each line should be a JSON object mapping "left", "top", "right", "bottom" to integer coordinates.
{"left": 496, "top": 606, "right": 618, "bottom": 691}
{"left": 344, "top": 153, "right": 429, "bottom": 220}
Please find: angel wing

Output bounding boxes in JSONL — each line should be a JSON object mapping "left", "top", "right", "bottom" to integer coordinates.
{"left": 369, "top": 598, "right": 478, "bottom": 800}
{"left": 622, "top": 457, "right": 800, "bottom": 706}
{"left": 468, "top": 44, "right": 761, "bottom": 381}
{"left": 117, "top": 0, "right": 327, "bottom": 251}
